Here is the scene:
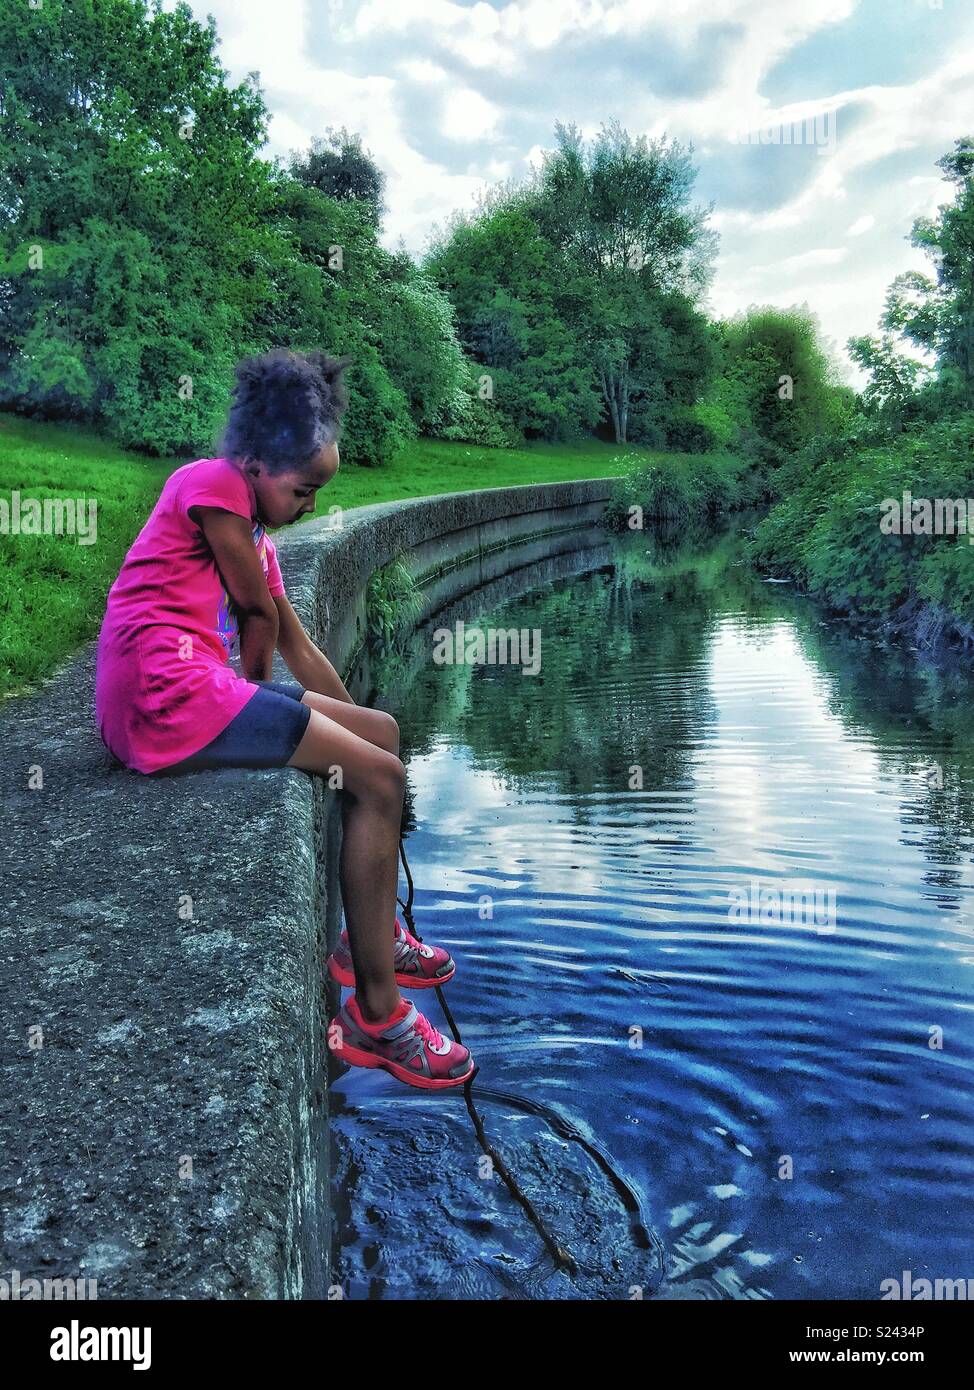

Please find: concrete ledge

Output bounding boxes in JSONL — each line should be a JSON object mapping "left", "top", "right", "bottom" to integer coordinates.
{"left": 0, "top": 476, "right": 614, "bottom": 1299}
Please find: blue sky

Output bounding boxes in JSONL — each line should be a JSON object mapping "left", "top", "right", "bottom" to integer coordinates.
{"left": 166, "top": 0, "right": 974, "bottom": 383}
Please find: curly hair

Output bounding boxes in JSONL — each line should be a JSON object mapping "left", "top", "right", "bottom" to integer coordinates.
{"left": 219, "top": 348, "right": 352, "bottom": 474}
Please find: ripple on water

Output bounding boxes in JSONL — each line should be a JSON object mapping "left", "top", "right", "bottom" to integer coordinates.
{"left": 330, "top": 1093, "right": 663, "bottom": 1300}
{"left": 332, "top": 533, "right": 974, "bottom": 1299}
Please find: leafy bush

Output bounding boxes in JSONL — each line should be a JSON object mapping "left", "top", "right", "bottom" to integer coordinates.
{"left": 604, "top": 450, "right": 747, "bottom": 528}
{"left": 664, "top": 412, "right": 720, "bottom": 454}
{"left": 338, "top": 342, "right": 416, "bottom": 467}
{"left": 430, "top": 379, "right": 523, "bottom": 448}
{"left": 748, "top": 411, "right": 974, "bottom": 646}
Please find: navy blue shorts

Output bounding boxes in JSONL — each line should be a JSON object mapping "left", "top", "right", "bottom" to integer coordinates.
{"left": 155, "top": 681, "right": 312, "bottom": 775}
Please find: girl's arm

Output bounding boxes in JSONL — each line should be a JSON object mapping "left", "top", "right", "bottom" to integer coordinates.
{"left": 273, "top": 593, "right": 355, "bottom": 704}
{"left": 192, "top": 507, "right": 279, "bottom": 681}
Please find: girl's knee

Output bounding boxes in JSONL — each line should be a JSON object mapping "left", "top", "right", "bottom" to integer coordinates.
{"left": 379, "top": 753, "right": 407, "bottom": 803}
{"left": 351, "top": 751, "right": 405, "bottom": 813}
{"left": 372, "top": 710, "right": 400, "bottom": 755}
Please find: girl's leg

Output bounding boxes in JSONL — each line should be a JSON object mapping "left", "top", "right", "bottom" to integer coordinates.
{"left": 297, "top": 690, "right": 400, "bottom": 757}
{"left": 288, "top": 708, "right": 405, "bottom": 1023}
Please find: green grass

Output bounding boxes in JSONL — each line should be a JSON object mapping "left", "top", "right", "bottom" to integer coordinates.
{"left": 316, "top": 436, "right": 641, "bottom": 508}
{"left": 0, "top": 414, "right": 172, "bottom": 698}
{"left": 0, "top": 413, "right": 659, "bottom": 696}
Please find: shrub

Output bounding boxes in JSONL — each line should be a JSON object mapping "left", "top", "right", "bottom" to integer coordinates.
{"left": 748, "top": 410, "right": 974, "bottom": 645}
{"left": 430, "top": 381, "right": 522, "bottom": 448}
{"left": 664, "top": 415, "right": 719, "bottom": 454}
{"left": 604, "top": 451, "right": 746, "bottom": 529}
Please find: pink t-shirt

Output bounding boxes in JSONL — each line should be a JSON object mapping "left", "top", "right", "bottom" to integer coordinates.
{"left": 95, "top": 457, "right": 286, "bottom": 773}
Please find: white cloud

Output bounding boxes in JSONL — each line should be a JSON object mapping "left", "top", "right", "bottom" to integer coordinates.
{"left": 741, "top": 247, "right": 848, "bottom": 282}
{"left": 847, "top": 215, "right": 875, "bottom": 236}
{"left": 160, "top": 0, "right": 973, "bottom": 381}
{"left": 398, "top": 58, "right": 448, "bottom": 83}
{"left": 442, "top": 88, "right": 501, "bottom": 140}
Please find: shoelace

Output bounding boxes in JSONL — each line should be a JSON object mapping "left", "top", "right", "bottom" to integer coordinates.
{"left": 395, "top": 917, "right": 419, "bottom": 948}
{"left": 411, "top": 1009, "right": 444, "bottom": 1051}
{"left": 395, "top": 919, "right": 434, "bottom": 960}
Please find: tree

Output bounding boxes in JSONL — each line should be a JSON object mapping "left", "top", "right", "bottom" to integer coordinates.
{"left": 866, "top": 137, "right": 974, "bottom": 410}
{"left": 847, "top": 332, "right": 932, "bottom": 422}
{"left": 425, "top": 202, "right": 603, "bottom": 441}
{"left": 522, "top": 120, "right": 718, "bottom": 443}
{"left": 714, "top": 306, "right": 844, "bottom": 463}
{"left": 288, "top": 127, "right": 386, "bottom": 229}
{"left": 0, "top": 3, "right": 468, "bottom": 464}
{"left": 266, "top": 173, "right": 415, "bottom": 464}
{"left": 0, "top": 0, "right": 279, "bottom": 454}
{"left": 375, "top": 266, "right": 471, "bottom": 431}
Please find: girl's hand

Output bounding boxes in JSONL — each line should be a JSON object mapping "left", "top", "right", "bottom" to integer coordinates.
{"left": 273, "top": 594, "right": 355, "bottom": 703}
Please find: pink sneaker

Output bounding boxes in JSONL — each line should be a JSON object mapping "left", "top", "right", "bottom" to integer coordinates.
{"left": 327, "top": 994, "right": 475, "bottom": 1090}
{"left": 326, "top": 916, "right": 455, "bottom": 990}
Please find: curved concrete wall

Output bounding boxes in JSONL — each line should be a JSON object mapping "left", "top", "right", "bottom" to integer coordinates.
{"left": 0, "top": 477, "right": 614, "bottom": 1300}
{"left": 280, "top": 479, "right": 614, "bottom": 680}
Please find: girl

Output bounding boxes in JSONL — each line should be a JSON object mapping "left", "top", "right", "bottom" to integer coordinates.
{"left": 95, "top": 348, "right": 474, "bottom": 1091}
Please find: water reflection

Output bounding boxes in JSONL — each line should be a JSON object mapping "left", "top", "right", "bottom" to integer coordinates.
{"left": 330, "top": 524, "right": 974, "bottom": 1300}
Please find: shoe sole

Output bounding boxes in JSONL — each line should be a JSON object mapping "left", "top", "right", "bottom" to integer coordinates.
{"left": 331, "top": 1036, "right": 475, "bottom": 1090}
{"left": 327, "top": 953, "right": 455, "bottom": 991}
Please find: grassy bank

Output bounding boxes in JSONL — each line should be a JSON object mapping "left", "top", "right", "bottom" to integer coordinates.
{"left": 748, "top": 413, "right": 974, "bottom": 656}
{"left": 0, "top": 412, "right": 658, "bottom": 696}
{"left": 0, "top": 415, "right": 173, "bottom": 699}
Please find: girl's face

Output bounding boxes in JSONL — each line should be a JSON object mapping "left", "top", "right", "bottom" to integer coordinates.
{"left": 243, "top": 443, "right": 340, "bottom": 529}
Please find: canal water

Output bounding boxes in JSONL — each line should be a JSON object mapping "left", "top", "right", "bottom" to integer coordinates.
{"left": 328, "top": 523, "right": 974, "bottom": 1300}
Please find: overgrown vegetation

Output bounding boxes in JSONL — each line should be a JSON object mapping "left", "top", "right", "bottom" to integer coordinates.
{"left": 604, "top": 301, "right": 854, "bottom": 528}
{"left": 749, "top": 412, "right": 974, "bottom": 653}
{"left": 603, "top": 448, "right": 764, "bottom": 527}
{"left": 0, "top": 1, "right": 477, "bottom": 463}
{"left": 0, "top": 0, "right": 852, "bottom": 486}
{"left": 365, "top": 556, "right": 423, "bottom": 657}
{"left": 750, "top": 139, "right": 974, "bottom": 657}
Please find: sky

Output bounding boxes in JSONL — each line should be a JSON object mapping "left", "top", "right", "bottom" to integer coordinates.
{"left": 163, "top": 0, "right": 974, "bottom": 384}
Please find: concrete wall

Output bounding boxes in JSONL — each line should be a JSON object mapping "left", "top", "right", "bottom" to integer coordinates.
{"left": 0, "top": 478, "right": 614, "bottom": 1300}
